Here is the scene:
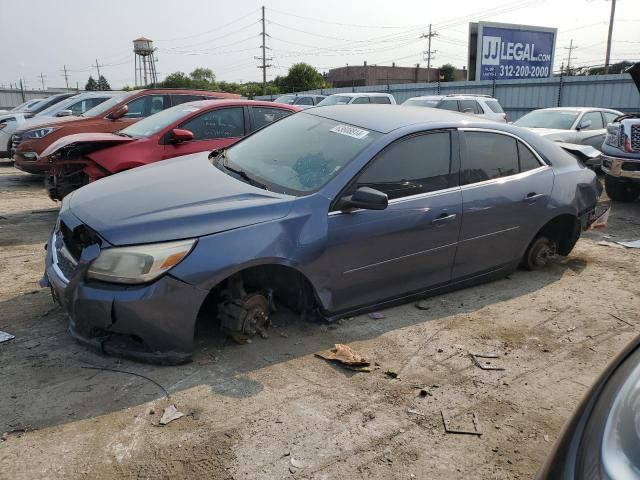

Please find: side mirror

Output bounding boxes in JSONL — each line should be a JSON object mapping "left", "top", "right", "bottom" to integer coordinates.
{"left": 109, "top": 105, "right": 128, "bottom": 120}
{"left": 340, "top": 187, "right": 388, "bottom": 212}
{"left": 171, "top": 128, "right": 194, "bottom": 143}
{"left": 577, "top": 119, "right": 592, "bottom": 130}
{"left": 56, "top": 109, "right": 73, "bottom": 117}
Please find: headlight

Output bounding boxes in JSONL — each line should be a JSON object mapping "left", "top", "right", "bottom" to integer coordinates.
{"left": 576, "top": 345, "right": 640, "bottom": 478}
{"left": 0, "top": 122, "right": 6, "bottom": 130}
{"left": 24, "top": 127, "right": 56, "bottom": 139}
{"left": 86, "top": 239, "right": 196, "bottom": 284}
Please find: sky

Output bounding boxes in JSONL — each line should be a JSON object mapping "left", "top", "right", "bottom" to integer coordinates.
{"left": 1, "top": 0, "right": 639, "bottom": 90}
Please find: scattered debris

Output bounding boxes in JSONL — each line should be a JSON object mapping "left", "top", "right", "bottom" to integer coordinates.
{"left": 468, "top": 353, "right": 505, "bottom": 371}
{"left": 315, "top": 344, "right": 371, "bottom": 372}
{"left": 0, "top": 331, "right": 15, "bottom": 344}
{"left": 159, "top": 404, "right": 184, "bottom": 425}
{"left": 384, "top": 370, "right": 400, "bottom": 379}
{"left": 1, "top": 432, "right": 7, "bottom": 441}
{"left": 615, "top": 239, "right": 640, "bottom": 249}
{"left": 416, "top": 384, "right": 439, "bottom": 397}
{"left": 290, "top": 457, "right": 305, "bottom": 469}
{"left": 596, "top": 240, "right": 626, "bottom": 250}
{"left": 22, "top": 340, "right": 40, "bottom": 349}
{"left": 407, "top": 409, "right": 426, "bottom": 417}
{"left": 368, "top": 312, "right": 385, "bottom": 319}
{"left": 148, "top": 408, "right": 155, "bottom": 415}
{"left": 543, "top": 434, "right": 550, "bottom": 442}
{"left": 81, "top": 365, "right": 170, "bottom": 398}
{"left": 441, "top": 410, "right": 482, "bottom": 436}
{"left": 414, "top": 300, "right": 430, "bottom": 311}
{"left": 609, "top": 312, "right": 634, "bottom": 327}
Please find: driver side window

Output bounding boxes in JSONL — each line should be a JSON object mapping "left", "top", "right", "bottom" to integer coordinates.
{"left": 180, "top": 107, "right": 245, "bottom": 141}
{"left": 354, "top": 131, "right": 453, "bottom": 200}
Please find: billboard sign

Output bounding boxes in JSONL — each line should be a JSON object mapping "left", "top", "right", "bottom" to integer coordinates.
{"left": 475, "top": 22, "right": 556, "bottom": 80}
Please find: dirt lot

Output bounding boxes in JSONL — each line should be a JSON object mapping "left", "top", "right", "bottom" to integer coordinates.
{"left": 1, "top": 160, "right": 639, "bottom": 480}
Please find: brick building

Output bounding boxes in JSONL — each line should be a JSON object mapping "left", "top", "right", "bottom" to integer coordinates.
{"left": 326, "top": 62, "right": 467, "bottom": 87}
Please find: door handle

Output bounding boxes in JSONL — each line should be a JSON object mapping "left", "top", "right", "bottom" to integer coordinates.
{"left": 431, "top": 213, "right": 457, "bottom": 225}
{"left": 523, "top": 192, "right": 544, "bottom": 203}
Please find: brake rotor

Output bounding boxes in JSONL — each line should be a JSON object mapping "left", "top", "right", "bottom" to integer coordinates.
{"left": 231, "top": 293, "right": 271, "bottom": 344}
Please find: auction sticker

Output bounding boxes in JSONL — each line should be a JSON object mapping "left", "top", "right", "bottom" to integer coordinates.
{"left": 330, "top": 124, "right": 369, "bottom": 139}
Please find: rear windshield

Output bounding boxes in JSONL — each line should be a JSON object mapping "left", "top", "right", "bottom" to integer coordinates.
{"left": 485, "top": 99, "right": 504, "bottom": 113}
{"left": 274, "top": 95, "right": 296, "bottom": 105}
{"left": 317, "top": 95, "right": 352, "bottom": 106}
{"left": 119, "top": 103, "right": 201, "bottom": 138}
{"left": 403, "top": 98, "right": 440, "bottom": 107}
{"left": 219, "top": 112, "right": 382, "bottom": 195}
{"left": 81, "top": 92, "right": 132, "bottom": 118}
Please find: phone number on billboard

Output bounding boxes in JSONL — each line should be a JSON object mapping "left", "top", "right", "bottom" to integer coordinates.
{"left": 497, "top": 65, "right": 550, "bottom": 77}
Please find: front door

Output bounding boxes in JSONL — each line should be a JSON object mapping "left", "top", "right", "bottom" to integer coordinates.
{"left": 163, "top": 106, "right": 246, "bottom": 159}
{"left": 321, "top": 130, "right": 462, "bottom": 313}
{"left": 575, "top": 111, "right": 606, "bottom": 148}
{"left": 453, "top": 129, "right": 553, "bottom": 279}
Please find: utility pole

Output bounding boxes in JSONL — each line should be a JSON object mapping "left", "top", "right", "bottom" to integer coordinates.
{"left": 421, "top": 24, "right": 438, "bottom": 82}
{"left": 564, "top": 39, "right": 578, "bottom": 75}
{"left": 604, "top": 0, "right": 617, "bottom": 73}
{"left": 39, "top": 72, "right": 46, "bottom": 90}
{"left": 62, "top": 65, "right": 70, "bottom": 89}
{"left": 95, "top": 59, "right": 102, "bottom": 90}
{"left": 19, "top": 78, "right": 25, "bottom": 101}
{"left": 255, "top": 6, "right": 272, "bottom": 95}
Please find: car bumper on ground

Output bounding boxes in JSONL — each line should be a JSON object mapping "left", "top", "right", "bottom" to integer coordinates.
{"left": 601, "top": 154, "right": 640, "bottom": 180}
{"left": 42, "top": 230, "right": 209, "bottom": 365}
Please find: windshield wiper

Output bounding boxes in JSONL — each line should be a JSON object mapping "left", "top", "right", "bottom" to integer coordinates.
{"left": 114, "top": 131, "right": 132, "bottom": 138}
{"left": 222, "top": 156, "right": 267, "bottom": 190}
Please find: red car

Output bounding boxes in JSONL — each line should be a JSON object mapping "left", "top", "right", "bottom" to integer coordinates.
{"left": 42, "top": 100, "right": 300, "bottom": 200}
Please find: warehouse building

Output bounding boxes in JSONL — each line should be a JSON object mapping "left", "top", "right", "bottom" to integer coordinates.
{"left": 326, "top": 62, "right": 467, "bottom": 87}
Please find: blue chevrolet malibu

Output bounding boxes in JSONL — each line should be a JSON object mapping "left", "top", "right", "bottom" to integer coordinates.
{"left": 43, "top": 105, "right": 602, "bottom": 364}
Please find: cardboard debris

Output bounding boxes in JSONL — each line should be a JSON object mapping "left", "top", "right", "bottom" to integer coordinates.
{"left": 159, "top": 404, "right": 184, "bottom": 425}
{"left": 616, "top": 239, "right": 640, "bottom": 249}
{"left": 0, "top": 331, "right": 15, "bottom": 344}
{"left": 597, "top": 240, "right": 627, "bottom": 250}
{"left": 315, "top": 344, "right": 371, "bottom": 372}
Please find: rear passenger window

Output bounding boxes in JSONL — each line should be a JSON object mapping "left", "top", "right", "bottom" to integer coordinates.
{"left": 356, "top": 132, "right": 452, "bottom": 200}
{"left": 316, "top": 97, "right": 326, "bottom": 104}
{"left": 180, "top": 107, "right": 244, "bottom": 140}
{"left": 485, "top": 100, "right": 504, "bottom": 113}
{"left": 352, "top": 97, "right": 370, "bottom": 104}
{"left": 250, "top": 107, "right": 292, "bottom": 131}
{"left": 124, "top": 95, "right": 168, "bottom": 118}
{"left": 372, "top": 96, "right": 392, "bottom": 104}
{"left": 517, "top": 141, "right": 541, "bottom": 172}
{"left": 438, "top": 100, "right": 459, "bottom": 111}
{"left": 460, "top": 100, "right": 481, "bottom": 114}
{"left": 462, "top": 132, "right": 518, "bottom": 184}
{"left": 295, "top": 97, "right": 314, "bottom": 106}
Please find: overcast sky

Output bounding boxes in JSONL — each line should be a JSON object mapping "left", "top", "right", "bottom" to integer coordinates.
{"left": 1, "top": 0, "right": 638, "bottom": 90}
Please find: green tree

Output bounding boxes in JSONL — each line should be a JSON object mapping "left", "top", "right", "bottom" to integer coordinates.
{"left": 438, "top": 64, "right": 456, "bottom": 82}
{"left": 190, "top": 68, "right": 215, "bottom": 83}
{"left": 160, "top": 72, "right": 192, "bottom": 88}
{"left": 85, "top": 76, "right": 98, "bottom": 91}
{"left": 98, "top": 75, "right": 111, "bottom": 91}
{"left": 277, "top": 63, "right": 326, "bottom": 92}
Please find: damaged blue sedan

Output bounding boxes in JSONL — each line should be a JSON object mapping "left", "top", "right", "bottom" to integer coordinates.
{"left": 42, "top": 105, "right": 604, "bottom": 364}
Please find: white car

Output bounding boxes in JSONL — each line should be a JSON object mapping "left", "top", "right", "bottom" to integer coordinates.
{"left": 513, "top": 107, "right": 623, "bottom": 150}
{"left": 402, "top": 94, "right": 507, "bottom": 122}
{"left": 274, "top": 94, "right": 326, "bottom": 109}
{"left": 316, "top": 92, "right": 396, "bottom": 106}
{"left": 0, "top": 92, "right": 119, "bottom": 158}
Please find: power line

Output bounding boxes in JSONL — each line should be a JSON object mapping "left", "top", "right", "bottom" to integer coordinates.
{"left": 155, "top": 8, "right": 259, "bottom": 42}
{"left": 421, "top": 24, "right": 438, "bottom": 82}
{"left": 256, "top": 5, "right": 272, "bottom": 94}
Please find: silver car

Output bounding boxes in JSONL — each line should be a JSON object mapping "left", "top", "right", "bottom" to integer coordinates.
{"left": 514, "top": 107, "right": 622, "bottom": 150}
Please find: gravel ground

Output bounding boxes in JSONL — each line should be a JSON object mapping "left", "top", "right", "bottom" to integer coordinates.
{"left": 1, "top": 160, "right": 639, "bottom": 479}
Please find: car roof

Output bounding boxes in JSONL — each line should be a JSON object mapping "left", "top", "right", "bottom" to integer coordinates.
{"left": 307, "top": 104, "right": 477, "bottom": 133}
{"left": 534, "top": 107, "right": 620, "bottom": 113}
{"left": 330, "top": 92, "right": 393, "bottom": 98}
{"left": 174, "top": 99, "right": 301, "bottom": 110}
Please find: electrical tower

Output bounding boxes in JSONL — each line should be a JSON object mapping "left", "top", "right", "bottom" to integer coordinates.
{"left": 133, "top": 37, "right": 158, "bottom": 87}
{"left": 564, "top": 39, "right": 578, "bottom": 74}
{"left": 421, "top": 24, "right": 438, "bottom": 83}
{"left": 255, "top": 6, "right": 272, "bottom": 95}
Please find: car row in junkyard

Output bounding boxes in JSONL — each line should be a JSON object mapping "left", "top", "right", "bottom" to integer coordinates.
{"left": 2, "top": 65, "right": 640, "bottom": 478}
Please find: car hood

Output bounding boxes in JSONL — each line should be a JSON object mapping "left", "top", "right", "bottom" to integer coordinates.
{"left": 15, "top": 115, "right": 88, "bottom": 133}
{"left": 68, "top": 153, "right": 294, "bottom": 246}
{"left": 41, "top": 132, "right": 134, "bottom": 158}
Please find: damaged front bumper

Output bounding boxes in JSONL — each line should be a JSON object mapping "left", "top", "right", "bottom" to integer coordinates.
{"left": 42, "top": 221, "right": 209, "bottom": 365}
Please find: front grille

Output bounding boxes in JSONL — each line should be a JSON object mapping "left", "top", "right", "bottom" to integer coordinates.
{"left": 56, "top": 251, "right": 76, "bottom": 280}
{"left": 10, "top": 134, "right": 21, "bottom": 150}
{"left": 621, "top": 161, "right": 640, "bottom": 172}
{"left": 631, "top": 124, "right": 640, "bottom": 152}
{"left": 53, "top": 221, "right": 102, "bottom": 282}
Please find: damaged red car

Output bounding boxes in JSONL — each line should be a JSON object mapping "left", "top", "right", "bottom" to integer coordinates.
{"left": 42, "top": 100, "right": 300, "bottom": 200}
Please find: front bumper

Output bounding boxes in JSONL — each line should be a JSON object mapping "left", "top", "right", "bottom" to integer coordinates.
{"left": 601, "top": 154, "right": 640, "bottom": 181}
{"left": 43, "top": 229, "right": 208, "bottom": 365}
{"left": 14, "top": 151, "right": 49, "bottom": 174}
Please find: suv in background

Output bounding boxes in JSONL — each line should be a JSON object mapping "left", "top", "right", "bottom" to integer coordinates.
{"left": 274, "top": 94, "right": 326, "bottom": 109}
{"left": 600, "top": 62, "right": 640, "bottom": 202}
{"left": 12, "top": 88, "right": 241, "bottom": 174}
{"left": 402, "top": 94, "right": 507, "bottom": 122}
{"left": 316, "top": 92, "right": 396, "bottom": 106}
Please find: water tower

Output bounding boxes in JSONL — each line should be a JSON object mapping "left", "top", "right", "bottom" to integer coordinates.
{"left": 133, "top": 37, "right": 158, "bottom": 87}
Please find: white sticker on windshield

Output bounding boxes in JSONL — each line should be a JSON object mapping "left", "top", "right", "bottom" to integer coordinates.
{"left": 330, "top": 124, "right": 369, "bottom": 139}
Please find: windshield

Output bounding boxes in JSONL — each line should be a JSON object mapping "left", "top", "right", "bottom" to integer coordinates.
{"left": 514, "top": 110, "right": 579, "bottom": 129}
{"left": 219, "top": 113, "right": 382, "bottom": 195}
{"left": 35, "top": 95, "right": 82, "bottom": 117}
{"left": 317, "top": 95, "right": 352, "bottom": 106}
{"left": 12, "top": 99, "right": 42, "bottom": 112}
{"left": 274, "top": 95, "right": 296, "bottom": 105}
{"left": 403, "top": 98, "right": 440, "bottom": 107}
{"left": 81, "top": 92, "right": 131, "bottom": 118}
{"left": 120, "top": 103, "right": 201, "bottom": 138}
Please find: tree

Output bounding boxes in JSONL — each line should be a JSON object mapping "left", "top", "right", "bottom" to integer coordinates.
{"left": 438, "top": 64, "right": 456, "bottom": 82}
{"left": 159, "top": 72, "right": 192, "bottom": 88}
{"left": 190, "top": 68, "right": 215, "bottom": 84}
{"left": 98, "top": 75, "right": 111, "bottom": 91}
{"left": 276, "top": 63, "right": 326, "bottom": 92}
{"left": 85, "top": 76, "right": 98, "bottom": 91}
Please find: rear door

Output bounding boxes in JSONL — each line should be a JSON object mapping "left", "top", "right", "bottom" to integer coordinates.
{"left": 162, "top": 106, "right": 246, "bottom": 159}
{"left": 453, "top": 129, "right": 553, "bottom": 279}
{"left": 323, "top": 130, "right": 462, "bottom": 312}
